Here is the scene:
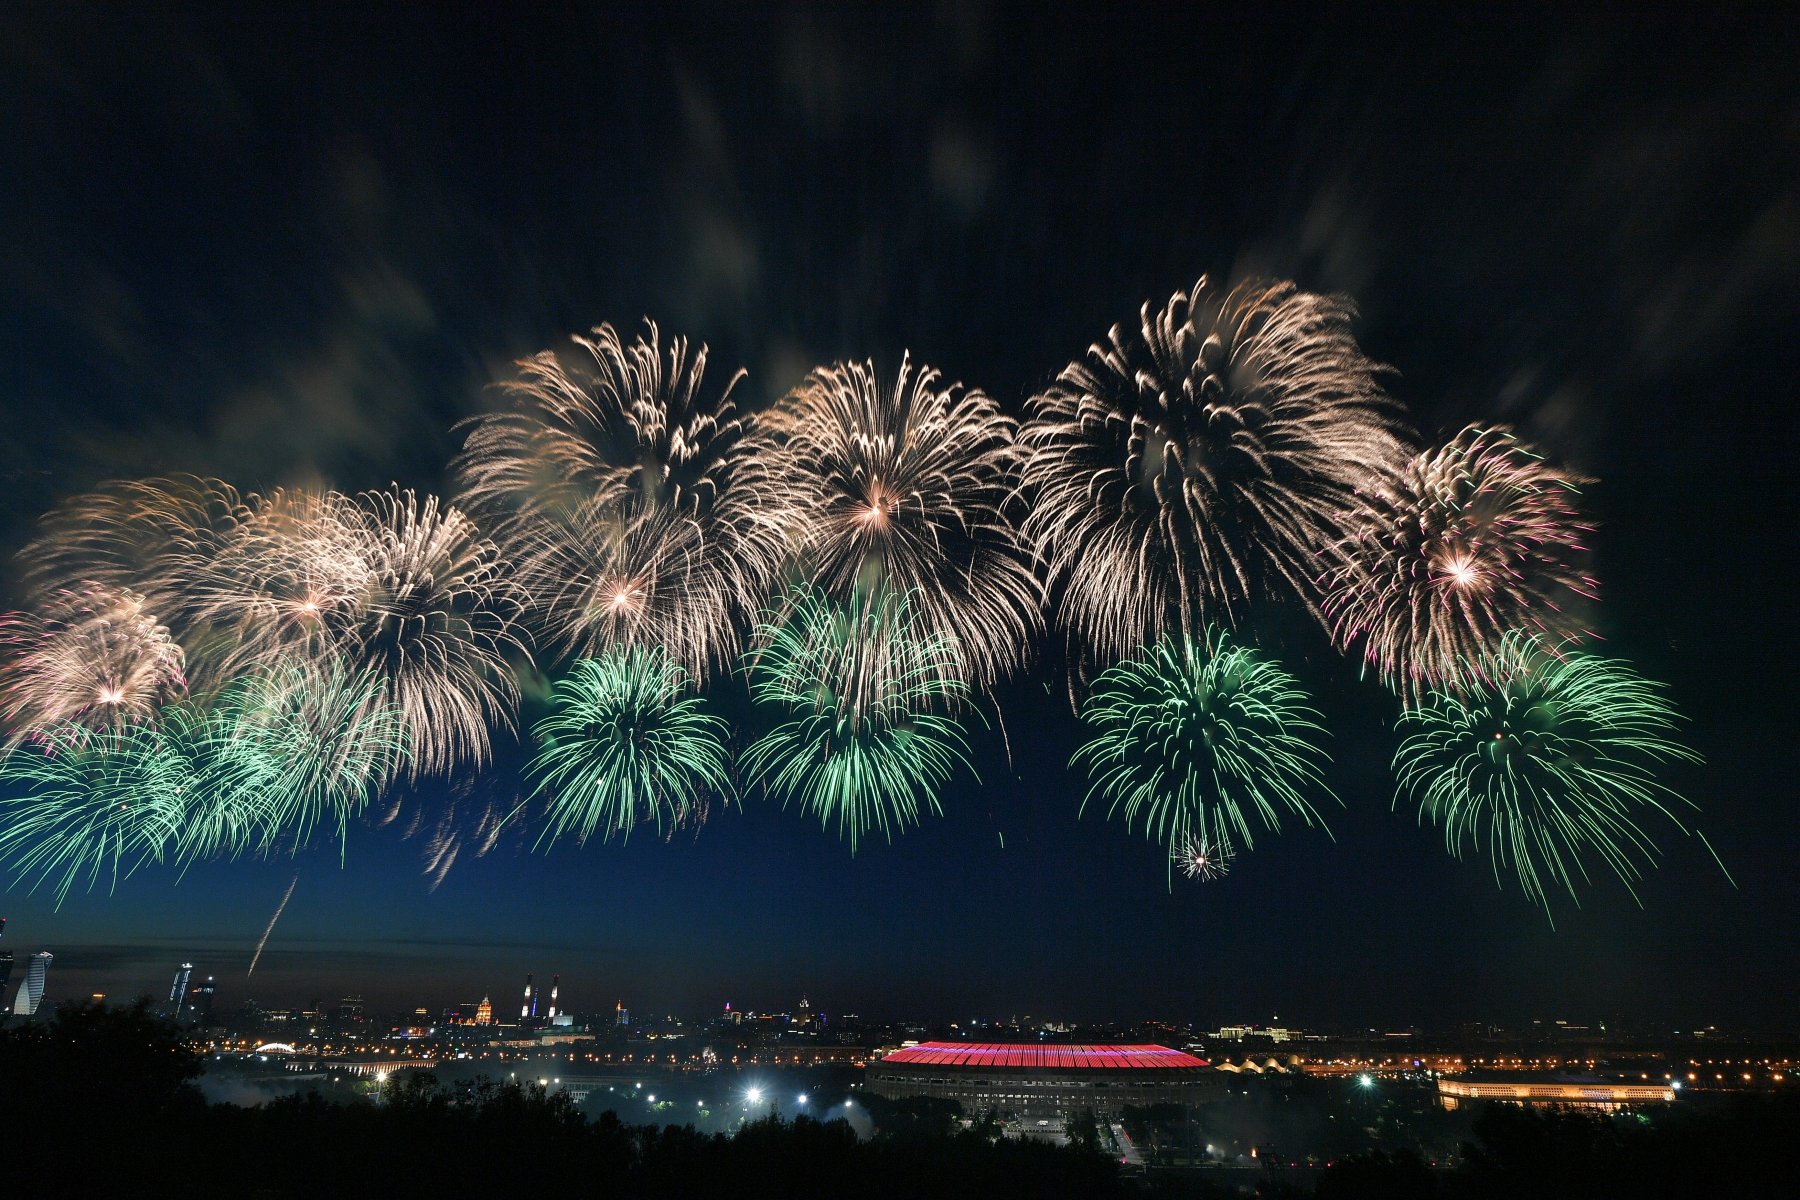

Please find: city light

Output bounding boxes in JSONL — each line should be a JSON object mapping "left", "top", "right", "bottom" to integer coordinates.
{"left": 1357, "top": 1074, "right": 1375, "bottom": 1088}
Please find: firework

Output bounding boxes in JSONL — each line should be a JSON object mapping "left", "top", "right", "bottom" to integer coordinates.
{"left": 1323, "top": 425, "right": 1596, "bottom": 693}
{"left": 417, "top": 783, "right": 509, "bottom": 890}
{"left": 187, "top": 485, "right": 373, "bottom": 675}
{"left": 19, "top": 475, "right": 244, "bottom": 634}
{"left": 210, "top": 659, "right": 408, "bottom": 854}
{"left": 1073, "top": 630, "right": 1334, "bottom": 858}
{"left": 743, "top": 584, "right": 972, "bottom": 851}
{"left": 348, "top": 488, "right": 527, "bottom": 776}
{"left": 1, "top": 586, "right": 186, "bottom": 739}
{"left": 152, "top": 696, "right": 292, "bottom": 865}
{"left": 0, "top": 722, "right": 186, "bottom": 904}
{"left": 1175, "top": 835, "right": 1234, "bottom": 881}
{"left": 1020, "top": 277, "right": 1411, "bottom": 663}
{"left": 757, "top": 356, "right": 1041, "bottom": 688}
{"left": 526, "top": 647, "right": 731, "bottom": 846}
{"left": 1394, "top": 632, "right": 1699, "bottom": 912}
{"left": 454, "top": 321, "right": 782, "bottom": 678}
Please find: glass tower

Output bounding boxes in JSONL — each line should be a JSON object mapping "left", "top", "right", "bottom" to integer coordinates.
{"left": 11, "top": 951, "right": 52, "bottom": 1017}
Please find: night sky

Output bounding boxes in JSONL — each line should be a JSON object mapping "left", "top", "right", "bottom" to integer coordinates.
{"left": 2, "top": 2, "right": 1795, "bottom": 1029}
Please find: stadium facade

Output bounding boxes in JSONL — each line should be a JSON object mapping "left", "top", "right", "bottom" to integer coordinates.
{"left": 867, "top": 1042, "right": 1222, "bottom": 1115}
{"left": 1437, "top": 1076, "right": 1678, "bottom": 1111}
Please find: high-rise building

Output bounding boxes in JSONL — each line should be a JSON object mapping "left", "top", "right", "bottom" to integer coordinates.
{"left": 475, "top": 995, "right": 492, "bottom": 1026}
{"left": 615, "top": 1001, "right": 629, "bottom": 1028}
{"left": 188, "top": 976, "right": 216, "bottom": 1025}
{"left": 0, "top": 917, "right": 13, "bottom": 1004}
{"left": 168, "top": 963, "right": 194, "bottom": 1018}
{"left": 547, "top": 974, "right": 560, "bottom": 1021}
{"left": 11, "top": 951, "right": 52, "bottom": 1017}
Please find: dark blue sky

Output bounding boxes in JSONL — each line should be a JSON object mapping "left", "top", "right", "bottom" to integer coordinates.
{"left": 1, "top": 2, "right": 1794, "bottom": 1026}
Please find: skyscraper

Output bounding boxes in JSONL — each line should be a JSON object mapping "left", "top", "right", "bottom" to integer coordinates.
{"left": 168, "top": 963, "right": 193, "bottom": 1018}
{"left": 188, "top": 976, "right": 216, "bottom": 1026}
{"left": 11, "top": 951, "right": 52, "bottom": 1018}
{"left": 0, "top": 917, "right": 13, "bottom": 1004}
{"left": 475, "top": 995, "right": 492, "bottom": 1026}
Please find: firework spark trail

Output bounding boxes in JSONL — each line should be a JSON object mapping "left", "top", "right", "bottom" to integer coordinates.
{"left": 454, "top": 321, "right": 783, "bottom": 680}
{"left": 757, "top": 355, "right": 1042, "bottom": 690}
{"left": 1021, "top": 277, "right": 1411, "bottom": 664}
{"left": 1323, "top": 425, "right": 1597, "bottom": 694}
{"left": 247, "top": 872, "right": 298, "bottom": 977}
{"left": 421, "top": 793, "right": 508, "bottom": 891}
{"left": 1393, "top": 632, "right": 1700, "bottom": 917}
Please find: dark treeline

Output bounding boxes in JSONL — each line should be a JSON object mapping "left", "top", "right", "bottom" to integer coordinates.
{"left": 4, "top": 1002, "right": 1795, "bottom": 1199}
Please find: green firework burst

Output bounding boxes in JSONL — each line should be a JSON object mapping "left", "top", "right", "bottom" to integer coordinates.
{"left": 210, "top": 659, "right": 408, "bottom": 854}
{"left": 152, "top": 697, "right": 293, "bottom": 867}
{"left": 528, "top": 647, "right": 732, "bottom": 845}
{"left": 1074, "top": 630, "right": 1334, "bottom": 860}
{"left": 1394, "top": 632, "right": 1699, "bottom": 912}
{"left": 0, "top": 723, "right": 187, "bottom": 904}
{"left": 743, "top": 584, "right": 972, "bottom": 851}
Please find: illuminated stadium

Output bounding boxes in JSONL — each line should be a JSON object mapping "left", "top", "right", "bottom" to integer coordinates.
{"left": 867, "top": 1043, "right": 1222, "bottom": 1115}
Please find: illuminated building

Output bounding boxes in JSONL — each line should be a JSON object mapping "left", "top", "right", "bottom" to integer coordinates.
{"left": 188, "top": 976, "right": 216, "bottom": 1025}
{"left": 1211, "top": 1023, "right": 1302, "bottom": 1043}
{"left": 547, "top": 974, "right": 559, "bottom": 1021}
{"left": 615, "top": 1001, "right": 629, "bottom": 1027}
{"left": 11, "top": 951, "right": 52, "bottom": 1018}
{"left": 0, "top": 925, "right": 13, "bottom": 1002}
{"left": 167, "top": 963, "right": 193, "bottom": 1018}
{"left": 475, "top": 995, "right": 493, "bottom": 1026}
{"left": 522, "top": 973, "right": 535, "bottom": 1021}
{"left": 1437, "top": 1076, "right": 1677, "bottom": 1111}
{"left": 868, "top": 1043, "right": 1222, "bottom": 1116}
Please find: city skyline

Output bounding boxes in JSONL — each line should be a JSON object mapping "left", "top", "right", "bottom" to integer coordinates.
{"left": 2, "top": 4, "right": 1795, "bottom": 1032}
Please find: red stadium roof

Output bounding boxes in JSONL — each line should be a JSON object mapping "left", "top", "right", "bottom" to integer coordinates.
{"left": 881, "top": 1043, "right": 1206, "bottom": 1070}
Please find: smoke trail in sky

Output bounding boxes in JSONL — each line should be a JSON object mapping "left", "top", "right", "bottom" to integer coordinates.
{"left": 247, "top": 871, "right": 298, "bottom": 977}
